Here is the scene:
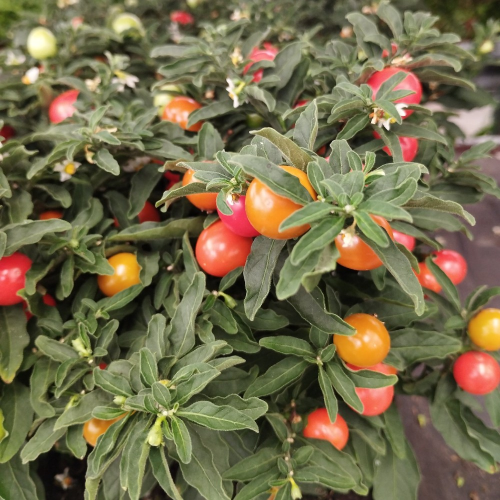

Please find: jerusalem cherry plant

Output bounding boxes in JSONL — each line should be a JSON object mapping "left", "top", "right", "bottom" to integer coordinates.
{"left": 0, "top": 1, "right": 500, "bottom": 500}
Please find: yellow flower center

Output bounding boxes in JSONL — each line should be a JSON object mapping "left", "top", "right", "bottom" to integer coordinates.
{"left": 64, "top": 163, "right": 76, "bottom": 175}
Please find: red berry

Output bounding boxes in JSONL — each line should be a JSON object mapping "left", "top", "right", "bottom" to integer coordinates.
{"left": 0, "top": 253, "right": 33, "bottom": 306}
{"left": 453, "top": 351, "right": 500, "bottom": 395}
{"left": 48, "top": 90, "right": 79, "bottom": 124}
{"left": 170, "top": 10, "right": 194, "bottom": 25}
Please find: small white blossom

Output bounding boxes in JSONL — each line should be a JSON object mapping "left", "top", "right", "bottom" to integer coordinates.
{"left": 85, "top": 76, "right": 101, "bottom": 92}
{"left": 54, "top": 468, "right": 73, "bottom": 490}
{"left": 230, "top": 47, "right": 243, "bottom": 66}
{"left": 226, "top": 78, "right": 246, "bottom": 108}
{"left": 5, "top": 50, "right": 26, "bottom": 66}
{"left": 370, "top": 103, "right": 408, "bottom": 130}
{"left": 22, "top": 67, "right": 40, "bottom": 85}
{"left": 392, "top": 53, "right": 413, "bottom": 66}
{"left": 54, "top": 160, "right": 81, "bottom": 182}
{"left": 122, "top": 156, "right": 151, "bottom": 172}
{"left": 111, "top": 70, "right": 139, "bottom": 92}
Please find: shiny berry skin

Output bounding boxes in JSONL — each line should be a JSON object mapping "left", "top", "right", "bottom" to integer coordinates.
{"left": 294, "top": 99, "right": 310, "bottom": 108}
{"left": 367, "top": 67, "right": 422, "bottom": 118}
{"left": 97, "top": 253, "right": 141, "bottom": 297}
{"left": 335, "top": 215, "right": 394, "bottom": 271}
{"left": 39, "top": 210, "right": 63, "bottom": 220}
{"left": 303, "top": 408, "right": 349, "bottom": 450}
{"left": 393, "top": 230, "right": 416, "bottom": 252}
{"left": 83, "top": 415, "right": 125, "bottom": 447}
{"left": 453, "top": 351, "right": 500, "bottom": 395}
{"left": 196, "top": 221, "right": 253, "bottom": 277}
{"left": 373, "top": 131, "right": 418, "bottom": 162}
{"left": 23, "top": 294, "right": 56, "bottom": 320}
{"left": 0, "top": 125, "right": 15, "bottom": 141}
{"left": 432, "top": 249, "right": 467, "bottom": 285}
{"left": 164, "top": 171, "right": 181, "bottom": 189}
{"left": 468, "top": 309, "right": 500, "bottom": 351}
{"left": 27, "top": 27, "right": 57, "bottom": 60}
{"left": 170, "top": 10, "right": 194, "bottom": 24}
{"left": 415, "top": 262, "right": 441, "bottom": 294}
{"left": 243, "top": 45, "right": 279, "bottom": 83}
{"left": 346, "top": 363, "right": 395, "bottom": 416}
{"left": 48, "top": 90, "right": 79, "bottom": 124}
{"left": 162, "top": 96, "right": 203, "bottom": 132}
{"left": 245, "top": 165, "right": 317, "bottom": 240}
{"left": 217, "top": 195, "right": 260, "bottom": 238}
{"left": 182, "top": 169, "right": 218, "bottom": 211}
{"left": 334, "top": 313, "right": 391, "bottom": 368}
{"left": 111, "top": 13, "right": 144, "bottom": 36}
{"left": 98, "top": 362, "right": 108, "bottom": 370}
{"left": 0, "top": 253, "right": 32, "bottom": 306}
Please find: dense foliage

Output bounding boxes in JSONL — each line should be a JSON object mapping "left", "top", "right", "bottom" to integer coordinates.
{"left": 0, "top": 1, "right": 499, "bottom": 499}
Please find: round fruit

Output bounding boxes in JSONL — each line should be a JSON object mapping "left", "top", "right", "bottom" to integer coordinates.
{"left": 27, "top": 27, "right": 57, "bottom": 60}
{"left": 245, "top": 165, "right": 317, "bottom": 240}
{"left": 334, "top": 313, "right": 390, "bottom": 368}
{"left": 170, "top": 10, "right": 194, "bottom": 24}
{"left": 303, "top": 408, "right": 349, "bottom": 450}
{"left": 195, "top": 220, "right": 253, "bottom": 277}
{"left": 468, "top": 309, "right": 500, "bottom": 351}
{"left": 367, "top": 67, "right": 422, "bottom": 118}
{"left": 162, "top": 96, "right": 203, "bottom": 132}
{"left": 83, "top": 415, "right": 125, "bottom": 447}
{"left": 453, "top": 351, "right": 500, "bottom": 395}
{"left": 217, "top": 195, "right": 260, "bottom": 238}
{"left": 48, "top": 90, "right": 79, "bottom": 124}
{"left": 97, "top": 253, "right": 141, "bottom": 297}
{"left": 0, "top": 253, "right": 32, "bottom": 306}
{"left": 113, "top": 201, "right": 160, "bottom": 227}
{"left": 432, "top": 249, "right": 467, "bottom": 285}
{"left": 346, "top": 363, "right": 395, "bottom": 416}
{"left": 39, "top": 210, "right": 63, "bottom": 220}
{"left": 335, "top": 215, "right": 394, "bottom": 271}
{"left": 182, "top": 169, "right": 217, "bottom": 211}
{"left": 111, "top": 13, "right": 144, "bottom": 36}
{"left": 0, "top": 125, "right": 15, "bottom": 141}
{"left": 243, "top": 45, "right": 279, "bottom": 83}
{"left": 24, "top": 294, "right": 56, "bottom": 320}
{"left": 164, "top": 170, "right": 181, "bottom": 189}
{"left": 415, "top": 262, "right": 441, "bottom": 294}
{"left": 373, "top": 131, "right": 418, "bottom": 162}
{"left": 393, "top": 230, "right": 416, "bottom": 252}
{"left": 246, "top": 113, "right": 265, "bottom": 128}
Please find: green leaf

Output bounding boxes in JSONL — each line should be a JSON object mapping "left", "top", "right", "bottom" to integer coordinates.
{"left": 0, "top": 306, "right": 29, "bottom": 383}
{"left": 174, "top": 364, "right": 221, "bottom": 405}
{"left": 20, "top": 418, "right": 65, "bottom": 464}
{"left": 149, "top": 447, "right": 183, "bottom": 500}
{"left": 251, "top": 128, "right": 312, "bottom": 170}
{"left": 244, "top": 237, "right": 286, "bottom": 320}
{"left": 94, "top": 148, "right": 120, "bottom": 176}
{"left": 383, "top": 404, "right": 407, "bottom": 459}
{"left": 197, "top": 122, "right": 224, "bottom": 160}
{"left": 325, "top": 362, "right": 363, "bottom": 413}
{"left": 171, "top": 416, "right": 193, "bottom": 464}
{"left": 318, "top": 366, "right": 338, "bottom": 422}
{"left": 234, "top": 470, "right": 281, "bottom": 500}
{"left": 393, "top": 123, "right": 447, "bottom": 144}
{"left": 0, "top": 383, "right": 33, "bottom": 464}
{"left": 337, "top": 114, "right": 370, "bottom": 141}
{"left": 178, "top": 425, "right": 231, "bottom": 500}
{"left": 266, "top": 42, "right": 303, "bottom": 89}
{"left": 94, "top": 369, "right": 134, "bottom": 397}
{"left": 259, "top": 336, "right": 315, "bottom": 358}
{"left": 139, "top": 348, "right": 158, "bottom": 387}
{"left": 372, "top": 442, "right": 420, "bottom": 500}
{"left": 280, "top": 202, "right": 333, "bottom": 230}
{"left": 223, "top": 447, "right": 281, "bottom": 481}
{"left": 4, "top": 220, "right": 71, "bottom": 255}
{"left": 246, "top": 86, "right": 277, "bottom": 112}
{"left": 179, "top": 401, "right": 259, "bottom": 432}
{"left": 170, "top": 272, "right": 205, "bottom": 359}
{"left": 35, "top": 336, "right": 78, "bottom": 363}
{"left": 0, "top": 452, "right": 38, "bottom": 500}
{"left": 294, "top": 101, "right": 319, "bottom": 150}
{"left": 425, "top": 256, "right": 461, "bottom": 311}
{"left": 128, "top": 164, "right": 163, "bottom": 218}
{"left": 245, "top": 358, "right": 309, "bottom": 398}
{"left": 290, "top": 216, "right": 345, "bottom": 265}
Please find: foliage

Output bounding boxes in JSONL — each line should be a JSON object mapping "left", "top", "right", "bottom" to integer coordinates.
{"left": 0, "top": 1, "right": 499, "bottom": 500}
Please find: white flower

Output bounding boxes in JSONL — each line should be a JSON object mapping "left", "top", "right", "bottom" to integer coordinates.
{"left": 230, "top": 9, "right": 249, "bottom": 21}
{"left": 111, "top": 70, "right": 139, "bottom": 92}
{"left": 226, "top": 78, "right": 246, "bottom": 108}
{"left": 230, "top": 47, "right": 243, "bottom": 66}
{"left": 22, "top": 67, "right": 40, "bottom": 85}
{"left": 122, "top": 156, "right": 151, "bottom": 172}
{"left": 57, "top": 0, "right": 79, "bottom": 8}
{"left": 54, "top": 160, "right": 81, "bottom": 182}
{"left": 370, "top": 103, "right": 408, "bottom": 131}
{"left": 392, "top": 54, "right": 413, "bottom": 66}
{"left": 54, "top": 468, "right": 73, "bottom": 490}
{"left": 85, "top": 76, "right": 101, "bottom": 92}
{"left": 5, "top": 50, "right": 26, "bottom": 66}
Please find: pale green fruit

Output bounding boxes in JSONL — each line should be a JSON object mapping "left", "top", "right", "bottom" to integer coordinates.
{"left": 27, "top": 27, "right": 57, "bottom": 60}
{"left": 111, "top": 13, "right": 144, "bottom": 36}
